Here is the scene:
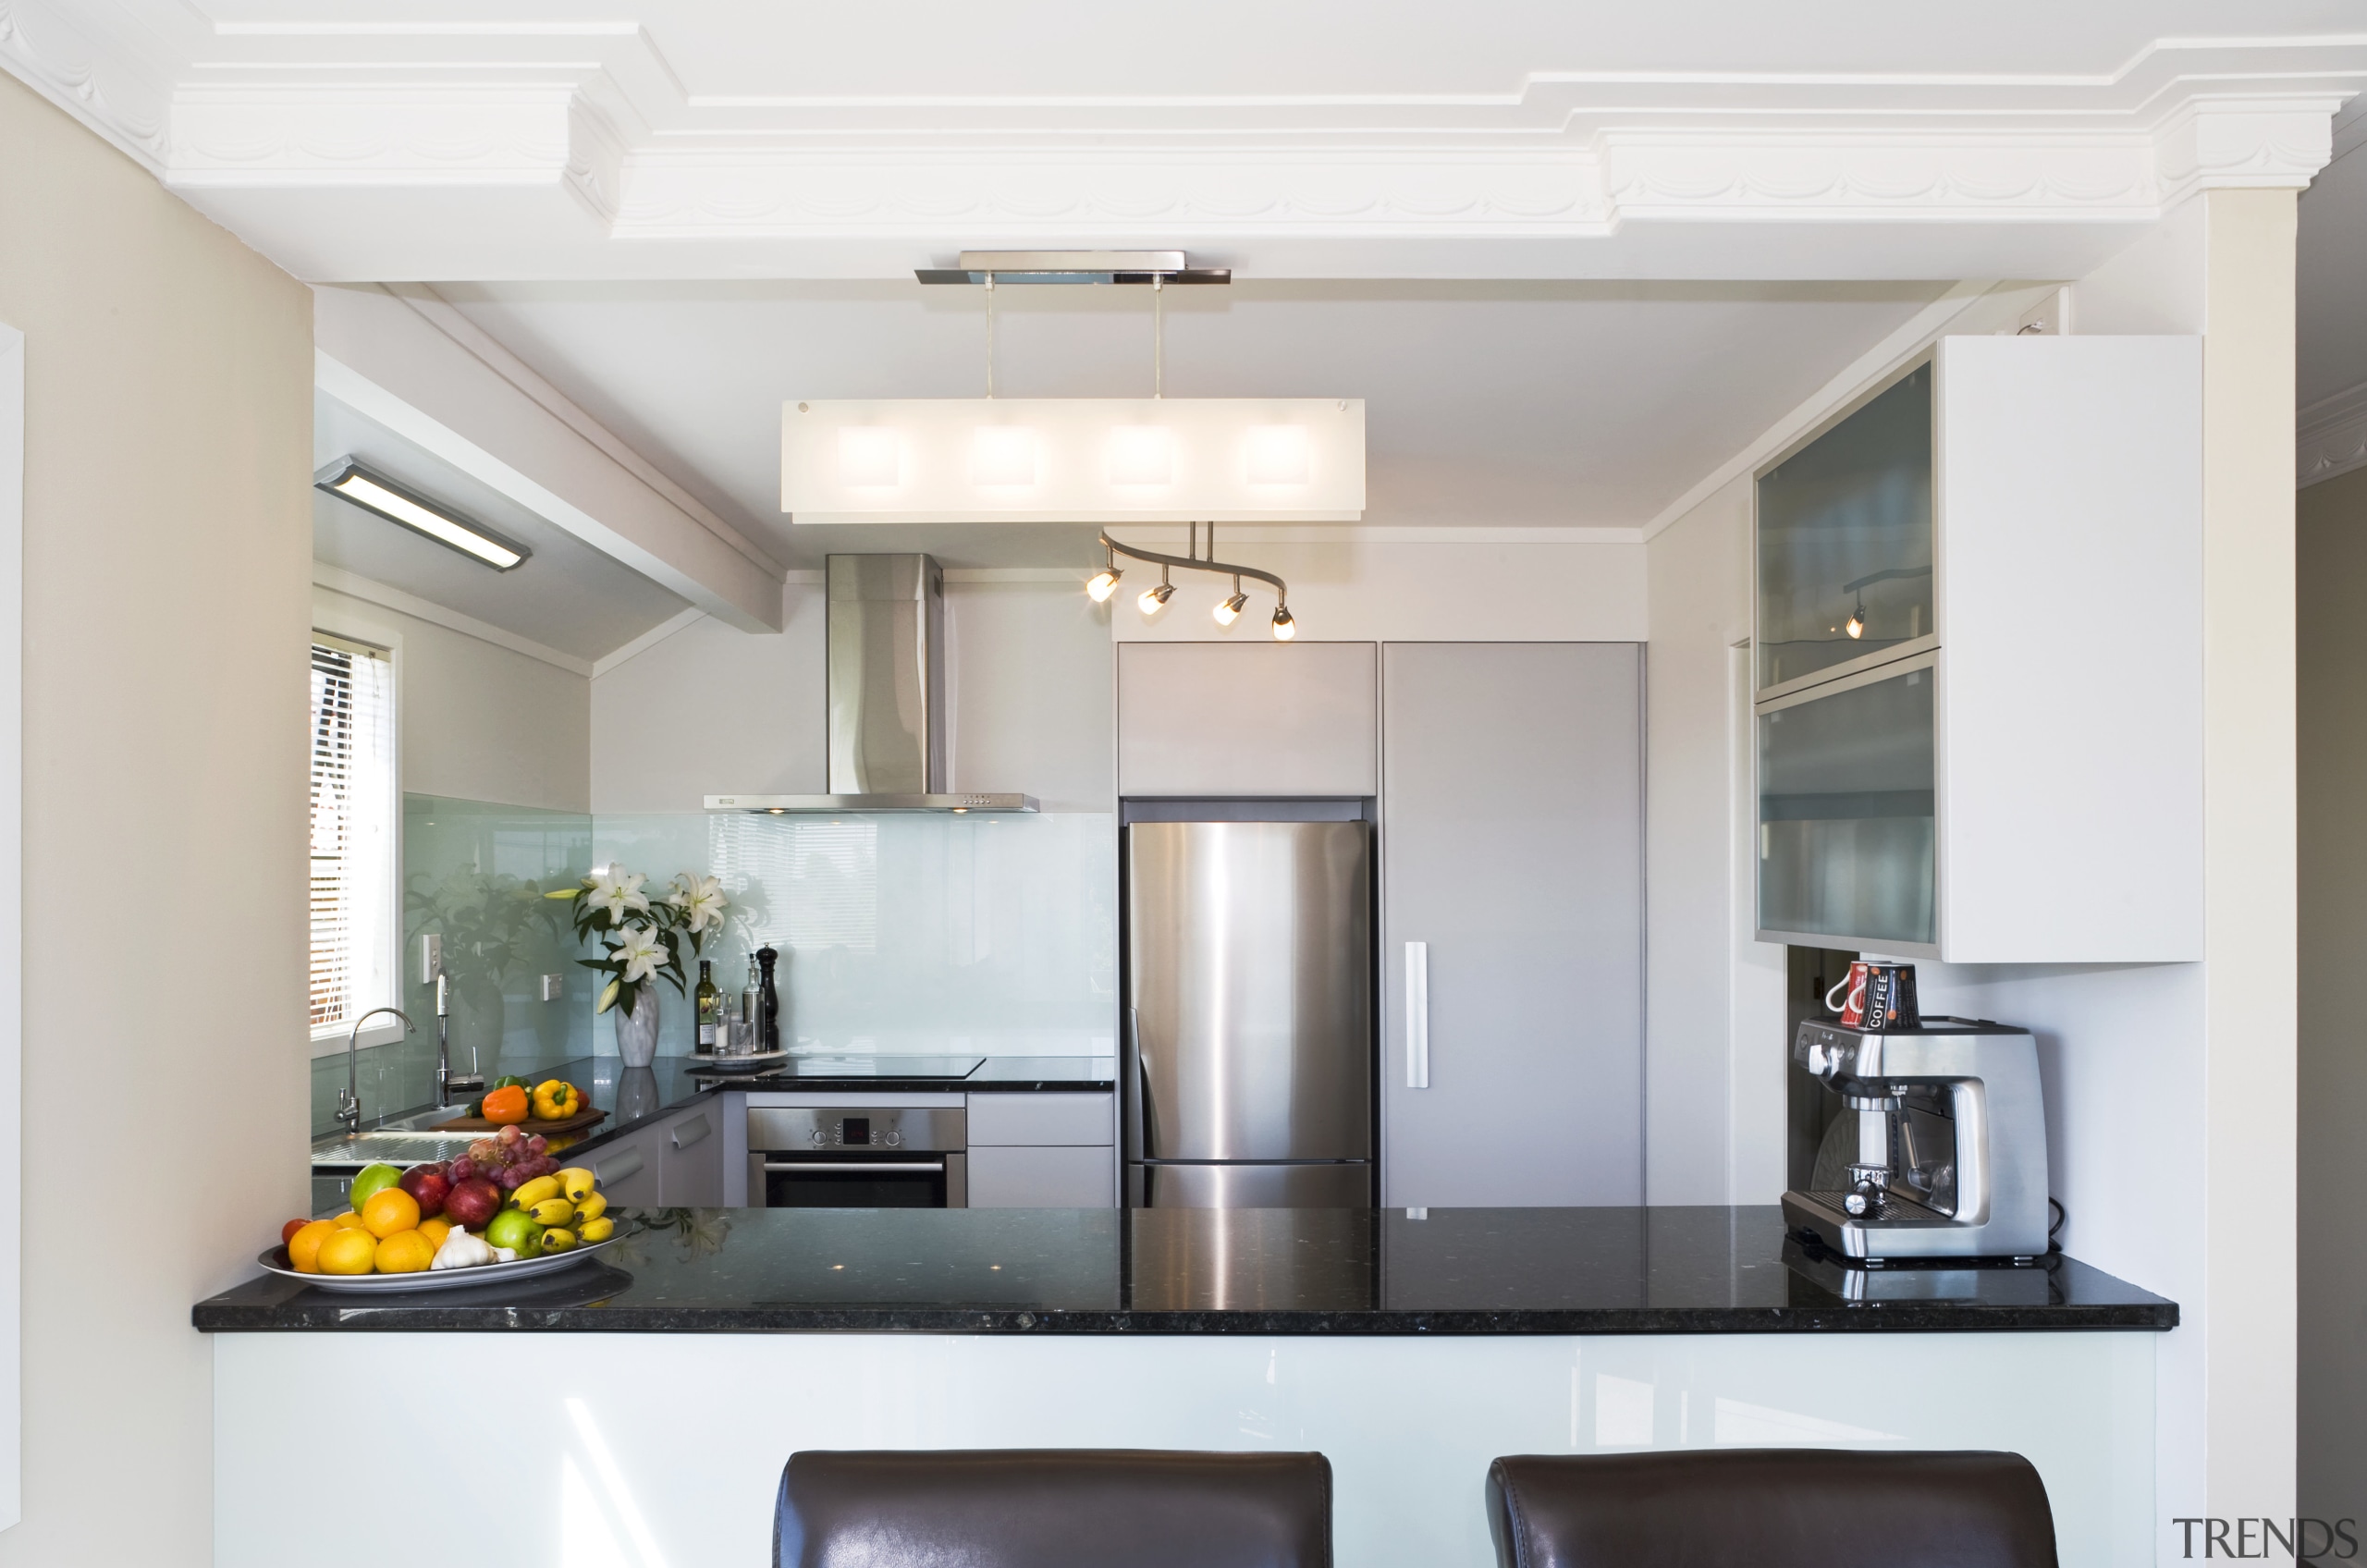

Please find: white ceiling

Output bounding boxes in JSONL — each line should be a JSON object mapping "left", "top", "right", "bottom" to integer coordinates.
{"left": 2300, "top": 138, "right": 2367, "bottom": 410}
{"left": 313, "top": 391, "right": 691, "bottom": 658}
{"left": 435, "top": 279, "right": 1951, "bottom": 567}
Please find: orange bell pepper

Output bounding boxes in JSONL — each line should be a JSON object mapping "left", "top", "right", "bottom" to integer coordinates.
{"left": 480, "top": 1084, "right": 530, "bottom": 1125}
{"left": 531, "top": 1080, "right": 583, "bottom": 1121}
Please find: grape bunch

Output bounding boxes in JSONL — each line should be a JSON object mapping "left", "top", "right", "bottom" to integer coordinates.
{"left": 454, "top": 1124, "right": 560, "bottom": 1192}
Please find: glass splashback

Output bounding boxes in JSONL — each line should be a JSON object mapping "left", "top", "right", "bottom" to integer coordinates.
{"left": 1758, "top": 660, "right": 1936, "bottom": 948}
{"left": 1758, "top": 362, "right": 1933, "bottom": 692}
{"left": 592, "top": 811, "right": 1117, "bottom": 1059}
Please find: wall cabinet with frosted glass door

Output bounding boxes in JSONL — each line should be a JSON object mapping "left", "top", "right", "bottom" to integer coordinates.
{"left": 1754, "top": 334, "right": 2205, "bottom": 963}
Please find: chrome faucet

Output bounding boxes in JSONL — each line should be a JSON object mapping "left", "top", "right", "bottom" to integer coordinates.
{"left": 337, "top": 1007, "right": 413, "bottom": 1138}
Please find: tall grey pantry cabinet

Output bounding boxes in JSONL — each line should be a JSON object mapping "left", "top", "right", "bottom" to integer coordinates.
{"left": 1380, "top": 643, "right": 1645, "bottom": 1207}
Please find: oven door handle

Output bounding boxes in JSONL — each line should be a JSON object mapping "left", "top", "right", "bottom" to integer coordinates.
{"left": 761, "top": 1159, "right": 948, "bottom": 1172}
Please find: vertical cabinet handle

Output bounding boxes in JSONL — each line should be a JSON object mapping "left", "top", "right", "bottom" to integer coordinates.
{"left": 1406, "top": 940, "right": 1430, "bottom": 1089}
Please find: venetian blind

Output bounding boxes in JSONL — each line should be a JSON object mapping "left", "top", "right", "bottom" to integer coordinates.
{"left": 310, "top": 634, "right": 396, "bottom": 1035}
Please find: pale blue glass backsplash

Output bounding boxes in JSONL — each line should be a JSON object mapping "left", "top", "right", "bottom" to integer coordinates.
{"left": 590, "top": 812, "right": 1118, "bottom": 1059}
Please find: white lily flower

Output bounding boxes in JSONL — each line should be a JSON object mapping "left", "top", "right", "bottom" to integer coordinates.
{"left": 585, "top": 869, "right": 649, "bottom": 925}
{"left": 672, "top": 874, "right": 728, "bottom": 933}
{"left": 611, "top": 925, "right": 667, "bottom": 986}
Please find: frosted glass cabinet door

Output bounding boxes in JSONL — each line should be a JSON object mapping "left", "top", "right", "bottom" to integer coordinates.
{"left": 1758, "top": 361, "right": 1933, "bottom": 694}
{"left": 1757, "top": 655, "right": 1936, "bottom": 949}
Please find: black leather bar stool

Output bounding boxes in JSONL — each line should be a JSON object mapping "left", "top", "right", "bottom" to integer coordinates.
{"left": 776, "top": 1448, "right": 1333, "bottom": 1568}
{"left": 1486, "top": 1449, "right": 2057, "bottom": 1568}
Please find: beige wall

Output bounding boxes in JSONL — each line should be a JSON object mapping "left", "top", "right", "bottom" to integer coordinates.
{"left": 2296, "top": 463, "right": 2366, "bottom": 1518}
{"left": 313, "top": 584, "right": 591, "bottom": 813}
{"left": 0, "top": 73, "right": 312, "bottom": 1567}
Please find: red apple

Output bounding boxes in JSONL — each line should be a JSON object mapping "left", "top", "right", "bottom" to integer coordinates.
{"left": 399, "top": 1165, "right": 453, "bottom": 1219}
{"left": 280, "top": 1218, "right": 308, "bottom": 1245}
{"left": 444, "top": 1176, "right": 500, "bottom": 1230}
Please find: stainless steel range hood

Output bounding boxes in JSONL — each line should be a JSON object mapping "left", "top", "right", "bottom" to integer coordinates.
{"left": 706, "top": 554, "right": 1038, "bottom": 815}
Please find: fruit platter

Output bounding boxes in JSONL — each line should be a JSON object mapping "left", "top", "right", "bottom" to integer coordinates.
{"left": 264, "top": 1123, "right": 621, "bottom": 1294}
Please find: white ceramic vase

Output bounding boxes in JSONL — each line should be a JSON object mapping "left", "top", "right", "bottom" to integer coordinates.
{"left": 613, "top": 985, "right": 659, "bottom": 1068}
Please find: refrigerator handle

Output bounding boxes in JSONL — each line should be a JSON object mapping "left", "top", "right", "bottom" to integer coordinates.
{"left": 1126, "top": 1006, "right": 1150, "bottom": 1158}
{"left": 1405, "top": 941, "right": 1429, "bottom": 1089}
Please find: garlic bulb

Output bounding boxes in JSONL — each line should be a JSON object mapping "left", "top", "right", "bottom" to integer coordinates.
{"left": 430, "top": 1229, "right": 497, "bottom": 1270}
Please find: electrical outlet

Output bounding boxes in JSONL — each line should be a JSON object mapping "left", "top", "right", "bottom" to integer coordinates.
{"left": 417, "top": 932, "right": 442, "bottom": 985}
{"left": 539, "top": 973, "right": 565, "bottom": 1003}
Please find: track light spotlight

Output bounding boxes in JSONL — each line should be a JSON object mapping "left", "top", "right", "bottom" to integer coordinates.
{"left": 1271, "top": 603, "right": 1296, "bottom": 641}
{"left": 1139, "top": 565, "right": 1175, "bottom": 614}
{"left": 1845, "top": 596, "right": 1866, "bottom": 640}
{"left": 1215, "top": 576, "right": 1248, "bottom": 626}
{"left": 1086, "top": 566, "right": 1122, "bottom": 603}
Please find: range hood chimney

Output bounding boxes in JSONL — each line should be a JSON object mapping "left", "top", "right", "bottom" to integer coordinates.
{"left": 707, "top": 554, "right": 1038, "bottom": 815}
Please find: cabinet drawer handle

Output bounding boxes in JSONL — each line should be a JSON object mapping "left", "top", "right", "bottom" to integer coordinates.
{"left": 595, "top": 1149, "right": 644, "bottom": 1182}
{"left": 1406, "top": 940, "right": 1429, "bottom": 1090}
{"left": 671, "top": 1114, "right": 711, "bottom": 1150}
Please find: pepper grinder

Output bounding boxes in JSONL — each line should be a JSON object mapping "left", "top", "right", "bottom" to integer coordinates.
{"left": 756, "top": 943, "right": 781, "bottom": 1052}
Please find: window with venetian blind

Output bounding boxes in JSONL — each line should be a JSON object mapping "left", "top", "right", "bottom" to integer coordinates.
{"left": 310, "top": 634, "right": 397, "bottom": 1041}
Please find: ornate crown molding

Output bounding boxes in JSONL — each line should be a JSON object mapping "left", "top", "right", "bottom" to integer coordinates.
{"left": 2300, "top": 381, "right": 2367, "bottom": 489}
{"left": 1, "top": 6, "right": 2359, "bottom": 274}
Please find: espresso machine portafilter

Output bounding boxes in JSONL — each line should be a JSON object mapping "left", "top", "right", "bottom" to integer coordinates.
{"left": 1781, "top": 1015, "right": 2052, "bottom": 1262}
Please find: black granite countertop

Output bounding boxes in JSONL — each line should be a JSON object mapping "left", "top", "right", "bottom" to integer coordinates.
{"left": 193, "top": 1205, "right": 2176, "bottom": 1336}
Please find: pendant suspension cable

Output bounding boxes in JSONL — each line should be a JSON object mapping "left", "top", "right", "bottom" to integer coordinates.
{"left": 985, "top": 272, "right": 997, "bottom": 398}
{"left": 1153, "top": 274, "right": 1165, "bottom": 398}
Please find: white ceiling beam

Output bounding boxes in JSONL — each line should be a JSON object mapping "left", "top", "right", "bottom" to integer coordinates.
{"left": 313, "top": 284, "right": 784, "bottom": 631}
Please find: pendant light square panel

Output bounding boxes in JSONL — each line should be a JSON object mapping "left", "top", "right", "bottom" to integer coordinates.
{"left": 782, "top": 398, "right": 1364, "bottom": 522}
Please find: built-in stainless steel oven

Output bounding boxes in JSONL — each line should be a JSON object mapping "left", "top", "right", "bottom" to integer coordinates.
{"left": 745, "top": 1106, "right": 967, "bottom": 1208}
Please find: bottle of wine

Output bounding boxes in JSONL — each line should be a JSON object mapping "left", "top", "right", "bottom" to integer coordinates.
{"left": 694, "top": 960, "right": 720, "bottom": 1055}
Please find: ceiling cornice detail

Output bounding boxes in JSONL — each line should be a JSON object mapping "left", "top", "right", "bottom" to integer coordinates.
{"left": 2300, "top": 380, "right": 2367, "bottom": 489}
{"left": 2, "top": 9, "right": 2359, "bottom": 276}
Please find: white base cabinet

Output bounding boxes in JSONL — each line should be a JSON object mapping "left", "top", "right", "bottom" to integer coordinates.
{"left": 968, "top": 1145, "right": 1118, "bottom": 1207}
{"left": 584, "top": 1099, "right": 727, "bottom": 1208}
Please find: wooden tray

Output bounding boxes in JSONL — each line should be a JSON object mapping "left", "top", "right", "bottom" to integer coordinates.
{"left": 434, "top": 1106, "right": 607, "bottom": 1135}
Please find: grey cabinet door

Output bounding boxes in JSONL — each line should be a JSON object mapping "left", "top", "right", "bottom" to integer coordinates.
{"left": 1380, "top": 643, "right": 1644, "bottom": 1207}
{"left": 656, "top": 1102, "right": 725, "bottom": 1207}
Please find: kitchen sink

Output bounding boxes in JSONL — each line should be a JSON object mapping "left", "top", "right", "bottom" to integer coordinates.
{"left": 310, "top": 1106, "right": 480, "bottom": 1169}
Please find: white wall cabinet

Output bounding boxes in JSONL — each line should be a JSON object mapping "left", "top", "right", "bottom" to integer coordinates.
{"left": 1754, "top": 334, "right": 2203, "bottom": 963}
{"left": 1117, "top": 643, "right": 1377, "bottom": 797}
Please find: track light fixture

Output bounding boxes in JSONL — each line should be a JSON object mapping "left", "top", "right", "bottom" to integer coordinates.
{"left": 1087, "top": 524, "right": 1296, "bottom": 640}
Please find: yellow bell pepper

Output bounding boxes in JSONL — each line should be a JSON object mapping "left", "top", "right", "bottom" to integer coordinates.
{"left": 531, "top": 1080, "right": 583, "bottom": 1121}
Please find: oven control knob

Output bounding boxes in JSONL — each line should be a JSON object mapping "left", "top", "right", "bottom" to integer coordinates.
{"left": 809, "top": 1129, "right": 825, "bottom": 1145}
{"left": 885, "top": 1131, "right": 902, "bottom": 1146}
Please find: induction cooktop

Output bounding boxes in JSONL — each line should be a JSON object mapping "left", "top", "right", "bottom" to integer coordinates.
{"left": 752, "top": 1054, "right": 986, "bottom": 1080}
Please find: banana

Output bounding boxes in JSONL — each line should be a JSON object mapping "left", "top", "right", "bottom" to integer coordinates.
{"left": 540, "top": 1227, "right": 578, "bottom": 1253}
{"left": 558, "top": 1167, "right": 596, "bottom": 1203}
{"left": 510, "top": 1175, "right": 562, "bottom": 1210}
{"left": 571, "top": 1191, "right": 607, "bottom": 1224}
{"left": 529, "top": 1197, "right": 576, "bottom": 1228}
{"left": 578, "top": 1217, "right": 614, "bottom": 1243}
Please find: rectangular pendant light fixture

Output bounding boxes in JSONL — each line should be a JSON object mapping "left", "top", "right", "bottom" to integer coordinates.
{"left": 781, "top": 398, "right": 1365, "bottom": 523}
{"left": 314, "top": 459, "right": 529, "bottom": 570}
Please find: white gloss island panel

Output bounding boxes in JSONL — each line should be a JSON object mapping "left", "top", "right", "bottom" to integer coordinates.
{"left": 215, "top": 1330, "right": 2151, "bottom": 1568}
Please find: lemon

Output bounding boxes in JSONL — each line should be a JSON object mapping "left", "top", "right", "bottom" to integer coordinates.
{"left": 331, "top": 1211, "right": 365, "bottom": 1230}
{"left": 361, "top": 1188, "right": 421, "bottom": 1240}
{"left": 373, "top": 1230, "right": 435, "bottom": 1274}
{"left": 317, "top": 1228, "right": 378, "bottom": 1275}
{"left": 416, "top": 1217, "right": 453, "bottom": 1252}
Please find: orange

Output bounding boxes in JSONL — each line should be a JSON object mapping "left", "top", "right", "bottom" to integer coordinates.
{"left": 316, "top": 1227, "right": 378, "bottom": 1275}
{"left": 360, "top": 1187, "right": 421, "bottom": 1240}
{"left": 373, "top": 1231, "right": 435, "bottom": 1274}
{"left": 332, "top": 1210, "right": 365, "bottom": 1229}
{"left": 286, "top": 1219, "right": 338, "bottom": 1273}
{"left": 416, "top": 1217, "right": 453, "bottom": 1252}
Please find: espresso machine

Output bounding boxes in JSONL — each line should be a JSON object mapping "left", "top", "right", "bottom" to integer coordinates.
{"left": 1781, "top": 1015, "right": 2051, "bottom": 1262}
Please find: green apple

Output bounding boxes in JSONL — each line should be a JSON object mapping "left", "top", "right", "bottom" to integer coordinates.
{"left": 348, "top": 1162, "right": 403, "bottom": 1211}
{"left": 484, "top": 1207, "right": 544, "bottom": 1258}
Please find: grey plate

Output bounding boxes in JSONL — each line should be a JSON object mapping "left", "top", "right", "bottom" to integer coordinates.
{"left": 687, "top": 1049, "right": 791, "bottom": 1072}
{"left": 259, "top": 1235, "right": 619, "bottom": 1293}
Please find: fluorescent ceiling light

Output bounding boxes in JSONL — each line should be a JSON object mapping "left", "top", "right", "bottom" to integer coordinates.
{"left": 314, "top": 459, "right": 528, "bottom": 571}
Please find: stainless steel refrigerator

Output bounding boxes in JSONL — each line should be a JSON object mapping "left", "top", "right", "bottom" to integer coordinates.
{"left": 1125, "top": 818, "right": 1374, "bottom": 1207}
